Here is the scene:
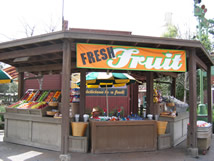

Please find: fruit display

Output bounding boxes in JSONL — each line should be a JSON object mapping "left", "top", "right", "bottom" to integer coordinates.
{"left": 32, "top": 90, "right": 42, "bottom": 101}
{"left": 37, "top": 91, "right": 49, "bottom": 102}
{"left": 44, "top": 92, "right": 55, "bottom": 102}
{"left": 21, "top": 89, "right": 37, "bottom": 101}
{"left": 7, "top": 89, "right": 61, "bottom": 110}
{"left": 50, "top": 91, "right": 61, "bottom": 102}
{"left": 7, "top": 100, "right": 48, "bottom": 109}
{"left": 26, "top": 92, "right": 36, "bottom": 101}
{"left": 30, "top": 102, "right": 48, "bottom": 109}
{"left": 8, "top": 100, "right": 26, "bottom": 108}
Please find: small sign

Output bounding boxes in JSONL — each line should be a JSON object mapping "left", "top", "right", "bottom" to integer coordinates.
{"left": 86, "top": 88, "right": 127, "bottom": 96}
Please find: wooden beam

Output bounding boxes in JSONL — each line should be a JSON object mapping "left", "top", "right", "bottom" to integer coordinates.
{"left": 24, "top": 76, "right": 43, "bottom": 80}
{"left": 17, "top": 64, "right": 62, "bottom": 72}
{"left": 61, "top": 40, "right": 71, "bottom": 154}
{"left": 154, "top": 81, "right": 171, "bottom": 84}
{"left": 16, "top": 61, "right": 77, "bottom": 73}
{"left": 159, "top": 72, "right": 178, "bottom": 78}
{"left": 18, "top": 72, "right": 24, "bottom": 99}
{"left": 207, "top": 65, "right": 212, "bottom": 123}
{"left": 0, "top": 44, "right": 63, "bottom": 61}
{"left": 195, "top": 54, "right": 207, "bottom": 71}
{"left": 79, "top": 69, "right": 86, "bottom": 119}
{"left": 188, "top": 48, "right": 198, "bottom": 149}
{"left": 146, "top": 72, "right": 154, "bottom": 115}
{"left": 11, "top": 55, "right": 62, "bottom": 66}
{"left": 28, "top": 54, "right": 62, "bottom": 63}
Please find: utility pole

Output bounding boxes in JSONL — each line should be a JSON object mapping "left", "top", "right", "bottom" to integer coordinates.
{"left": 62, "top": 0, "right": 68, "bottom": 31}
{"left": 62, "top": 0, "right": 65, "bottom": 30}
{"left": 193, "top": 0, "right": 209, "bottom": 113}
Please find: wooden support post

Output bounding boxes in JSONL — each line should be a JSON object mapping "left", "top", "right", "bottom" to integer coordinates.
{"left": 18, "top": 72, "right": 24, "bottom": 99}
{"left": 130, "top": 83, "right": 138, "bottom": 114}
{"left": 207, "top": 65, "right": 212, "bottom": 123}
{"left": 171, "top": 78, "right": 176, "bottom": 97}
{"left": 146, "top": 72, "right": 153, "bottom": 115}
{"left": 61, "top": 40, "right": 71, "bottom": 154}
{"left": 188, "top": 49, "right": 198, "bottom": 155}
{"left": 79, "top": 69, "right": 86, "bottom": 120}
{"left": 133, "top": 83, "right": 139, "bottom": 114}
{"left": 130, "top": 84, "right": 134, "bottom": 114}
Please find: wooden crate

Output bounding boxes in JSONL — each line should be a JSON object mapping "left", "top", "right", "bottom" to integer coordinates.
{"left": 158, "top": 133, "right": 171, "bottom": 150}
{"left": 69, "top": 122, "right": 89, "bottom": 153}
{"left": 69, "top": 136, "right": 88, "bottom": 153}
{"left": 6, "top": 108, "right": 18, "bottom": 113}
{"left": 29, "top": 106, "right": 57, "bottom": 117}
{"left": 17, "top": 109, "right": 30, "bottom": 114}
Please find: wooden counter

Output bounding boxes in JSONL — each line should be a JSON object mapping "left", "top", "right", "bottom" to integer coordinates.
{"left": 159, "top": 112, "right": 189, "bottom": 146}
{"left": 4, "top": 113, "right": 62, "bottom": 151}
{"left": 90, "top": 120, "right": 157, "bottom": 154}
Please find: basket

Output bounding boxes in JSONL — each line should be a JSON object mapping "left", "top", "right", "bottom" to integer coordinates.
{"left": 46, "top": 111, "right": 58, "bottom": 116}
{"left": 71, "top": 122, "right": 88, "bottom": 136}
{"left": 157, "top": 121, "right": 168, "bottom": 135}
{"left": 48, "top": 102, "right": 58, "bottom": 107}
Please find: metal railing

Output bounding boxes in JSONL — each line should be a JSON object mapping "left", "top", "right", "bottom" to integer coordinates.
{"left": 0, "top": 93, "right": 18, "bottom": 105}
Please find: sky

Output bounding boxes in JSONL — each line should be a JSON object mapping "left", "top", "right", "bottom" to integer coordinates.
{"left": 0, "top": 0, "right": 213, "bottom": 43}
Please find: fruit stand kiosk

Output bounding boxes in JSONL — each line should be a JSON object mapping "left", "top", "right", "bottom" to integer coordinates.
{"left": 4, "top": 89, "right": 62, "bottom": 151}
{"left": 0, "top": 29, "right": 213, "bottom": 158}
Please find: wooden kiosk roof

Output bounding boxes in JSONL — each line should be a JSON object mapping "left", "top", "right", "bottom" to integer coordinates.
{"left": 0, "top": 30, "right": 213, "bottom": 74}
{"left": 0, "top": 30, "right": 213, "bottom": 156}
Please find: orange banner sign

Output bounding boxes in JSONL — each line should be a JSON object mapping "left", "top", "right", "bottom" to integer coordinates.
{"left": 76, "top": 43, "right": 186, "bottom": 72}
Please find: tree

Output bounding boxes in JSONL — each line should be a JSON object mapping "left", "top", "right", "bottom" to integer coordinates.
{"left": 161, "top": 22, "right": 189, "bottom": 101}
{"left": 209, "top": 19, "right": 214, "bottom": 36}
{"left": 162, "top": 24, "right": 178, "bottom": 38}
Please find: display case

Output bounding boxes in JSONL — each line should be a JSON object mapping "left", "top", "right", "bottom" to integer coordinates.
{"left": 6, "top": 89, "right": 61, "bottom": 117}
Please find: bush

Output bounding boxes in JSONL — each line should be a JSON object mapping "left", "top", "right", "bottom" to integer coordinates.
{"left": 0, "top": 105, "right": 6, "bottom": 129}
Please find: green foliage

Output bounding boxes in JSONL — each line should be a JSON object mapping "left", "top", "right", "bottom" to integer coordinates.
{"left": 200, "top": 34, "right": 213, "bottom": 52}
{"left": 175, "top": 73, "right": 188, "bottom": 101}
{"left": 162, "top": 24, "right": 178, "bottom": 38}
{"left": 0, "top": 82, "right": 18, "bottom": 94}
{"left": 154, "top": 76, "right": 171, "bottom": 96}
{"left": 0, "top": 105, "right": 5, "bottom": 129}
{"left": 208, "top": 18, "right": 214, "bottom": 36}
{"left": 194, "top": 17, "right": 214, "bottom": 52}
{"left": 0, "top": 84, "right": 9, "bottom": 93}
{"left": 7, "top": 82, "right": 18, "bottom": 93}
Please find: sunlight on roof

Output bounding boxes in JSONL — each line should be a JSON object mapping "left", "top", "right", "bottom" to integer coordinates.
{"left": 8, "top": 151, "right": 42, "bottom": 161}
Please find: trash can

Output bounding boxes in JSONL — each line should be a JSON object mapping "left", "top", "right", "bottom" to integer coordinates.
{"left": 187, "top": 122, "right": 212, "bottom": 155}
{"left": 197, "top": 104, "right": 207, "bottom": 115}
{"left": 197, "top": 125, "right": 212, "bottom": 154}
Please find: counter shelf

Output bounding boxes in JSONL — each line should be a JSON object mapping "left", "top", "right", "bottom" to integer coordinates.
{"left": 90, "top": 120, "right": 157, "bottom": 153}
{"left": 6, "top": 106, "right": 58, "bottom": 117}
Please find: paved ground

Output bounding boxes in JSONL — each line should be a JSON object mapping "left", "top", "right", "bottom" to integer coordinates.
{"left": 0, "top": 130, "right": 214, "bottom": 161}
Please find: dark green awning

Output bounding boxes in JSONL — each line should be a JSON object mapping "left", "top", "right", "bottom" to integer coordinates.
{"left": 0, "top": 69, "right": 13, "bottom": 83}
